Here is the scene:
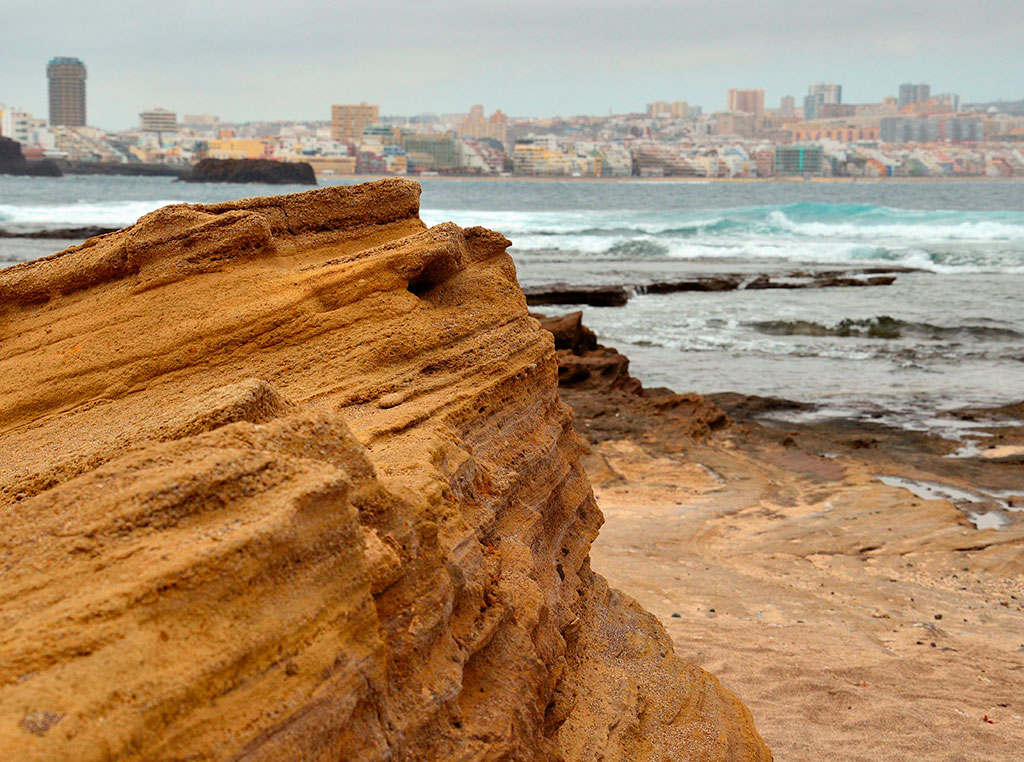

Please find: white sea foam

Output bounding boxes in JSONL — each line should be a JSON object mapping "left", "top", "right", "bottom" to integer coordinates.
{"left": 0, "top": 200, "right": 182, "bottom": 227}
{"left": 766, "top": 209, "right": 1024, "bottom": 243}
{"left": 429, "top": 205, "right": 1024, "bottom": 272}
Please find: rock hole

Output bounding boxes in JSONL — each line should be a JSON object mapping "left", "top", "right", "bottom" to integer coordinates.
{"left": 407, "top": 278, "right": 433, "bottom": 298}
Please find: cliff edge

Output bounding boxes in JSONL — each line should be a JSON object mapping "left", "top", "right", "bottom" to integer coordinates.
{"left": 0, "top": 179, "right": 770, "bottom": 761}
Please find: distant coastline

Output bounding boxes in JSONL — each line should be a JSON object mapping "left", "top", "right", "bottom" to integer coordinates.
{"left": 320, "top": 173, "right": 1024, "bottom": 184}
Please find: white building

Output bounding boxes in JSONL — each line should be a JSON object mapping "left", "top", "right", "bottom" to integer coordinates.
{"left": 1, "top": 105, "right": 46, "bottom": 144}
{"left": 139, "top": 108, "right": 177, "bottom": 132}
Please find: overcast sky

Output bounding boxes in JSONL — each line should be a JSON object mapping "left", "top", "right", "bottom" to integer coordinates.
{"left": 3, "top": 0, "right": 1022, "bottom": 130}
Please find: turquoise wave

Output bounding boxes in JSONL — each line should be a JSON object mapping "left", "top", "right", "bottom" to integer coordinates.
{"left": 501, "top": 204, "right": 1024, "bottom": 241}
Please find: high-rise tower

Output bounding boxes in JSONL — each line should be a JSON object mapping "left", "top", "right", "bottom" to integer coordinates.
{"left": 898, "top": 83, "right": 931, "bottom": 110}
{"left": 47, "top": 57, "right": 87, "bottom": 127}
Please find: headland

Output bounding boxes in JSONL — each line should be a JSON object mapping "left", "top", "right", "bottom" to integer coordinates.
{"left": 0, "top": 180, "right": 769, "bottom": 761}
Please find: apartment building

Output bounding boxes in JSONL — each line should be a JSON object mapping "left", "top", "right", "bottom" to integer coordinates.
{"left": 139, "top": 108, "right": 177, "bottom": 132}
{"left": 727, "top": 89, "right": 764, "bottom": 116}
{"left": 331, "top": 103, "right": 380, "bottom": 143}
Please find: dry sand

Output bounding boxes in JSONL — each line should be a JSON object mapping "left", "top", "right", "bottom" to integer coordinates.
{"left": 581, "top": 406, "right": 1024, "bottom": 761}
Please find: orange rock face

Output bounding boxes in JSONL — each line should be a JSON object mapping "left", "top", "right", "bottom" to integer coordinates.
{"left": 0, "top": 179, "right": 770, "bottom": 761}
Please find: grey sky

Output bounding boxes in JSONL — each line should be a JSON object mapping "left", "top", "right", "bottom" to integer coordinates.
{"left": 3, "top": 0, "right": 1022, "bottom": 129}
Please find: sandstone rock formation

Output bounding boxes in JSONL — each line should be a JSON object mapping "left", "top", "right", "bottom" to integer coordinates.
{"left": 534, "top": 310, "right": 730, "bottom": 445}
{"left": 178, "top": 157, "right": 316, "bottom": 185}
{"left": 0, "top": 179, "right": 770, "bottom": 761}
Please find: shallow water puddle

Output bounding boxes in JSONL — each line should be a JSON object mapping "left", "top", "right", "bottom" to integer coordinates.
{"left": 875, "top": 474, "right": 1015, "bottom": 530}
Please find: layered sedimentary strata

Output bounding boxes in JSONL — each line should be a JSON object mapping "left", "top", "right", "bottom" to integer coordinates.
{"left": 0, "top": 179, "right": 770, "bottom": 761}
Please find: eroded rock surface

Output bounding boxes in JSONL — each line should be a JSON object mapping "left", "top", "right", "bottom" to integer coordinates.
{"left": 0, "top": 180, "right": 769, "bottom": 761}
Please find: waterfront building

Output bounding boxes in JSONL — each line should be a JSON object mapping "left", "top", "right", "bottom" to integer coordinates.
{"left": 647, "top": 101, "right": 691, "bottom": 119}
{"left": 714, "top": 112, "right": 756, "bottom": 138}
{"left": 817, "top": 104, "right": 856, "bottom": 119}
{"left": 670, "top": 101, "right": 690, "bottom": 118}
{"left": 459, "top": 139, "right": 506, "bottom": 174}
{"left": 774, "top": 145, "right": 824, "bottom": 176}
{"left": 803, "top": 82, "right": 842, "bottom": 121}
{"left": 880, "top": 116, "right": 983, "bottom": 143}
{"left": 727, "top": 89, "right": 764, "bottom": 116}
{"left": 510, "top": 140, "right": 600, "bottom": 176}
{"left": 47, "top": 57, "right": 87, "bottom": 127}
{"left": 881, "top": 116, "right": 938, "bottom": 143}
{"left": 932, "top": 93, "right": 962, "bottom": 113}
{"left": 631, "top": 142, "right": 702, "bottom": 176}
{"left": 331, "top": 103, "right": 380, "bottom": 143}
{"left": 182, "top": 113, "right": 219, "bottom": 127}
{"left": 361, "top": 123, "right": 400, "bottom": 146}
{"left": 943, "top": 118, "right": 982, "bottom": 141}
{"left": 1, "top": 105, "right": 45, "bottom": 144}
{"left": 456, "top": 106, "right": 508, "bottom": 147}
{"left": 139, "top": 108, "right": 177, "bottom": 133}
{"left": 791, "top": 120, "right": 880, "bottom": 142}
{"left": 647, "top": 101, "right": 671, "bottom": 118}
{"left": 306, "top": 155, "right": 357, "bottom": 174}
{"left": 898, "top": 83, "right": 931, "bottom": 110}
{"left": 205, "top": 138, "right": 268, "bottom": 159}
{"left": 403, "top": 134, "right": 459, "bottom": 172}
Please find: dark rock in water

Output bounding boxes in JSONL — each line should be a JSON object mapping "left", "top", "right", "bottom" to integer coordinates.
{"left": 0, "top": 137, "right": 62, "bottom": 177}
{"left": 178, "top": 158, "right": 316, "bottom": 185}
{"left": 747, "top": 315, "right": 970, "bottom": 340}
{"left": 523, "top": 284, "right": 631, "bottom": 307}
{"left": 0, "top": 225, "right": 119, "bottom": 240}
{"left": 60, "top": 160, "right": 185, "bottom": 177}
{"left": 744, "top": 274, "right": 896, "bottom": 290}
{"left": 640, "top": 277, "right": 740, "bottom": 294}
{"left": 524, "top": 268, "right": 905, "bottom": 309}
{"left": 796, "top": 266, "right": 923, "bottom": 277}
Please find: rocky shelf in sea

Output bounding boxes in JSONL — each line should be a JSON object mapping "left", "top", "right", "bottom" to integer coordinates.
{"left": 0, "top": 226, "right": 120, "bottom": 240}
{"left": 523, "top": 266, "right": 919, "bottom": 307}
{"left": 0, "top": 137, "right": 61, "bottom": 177}
{"left": 176, "top": 157, "right": 317, "bottom": 185}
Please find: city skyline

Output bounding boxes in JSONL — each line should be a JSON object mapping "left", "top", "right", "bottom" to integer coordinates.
{"left": 3, "top": 0, "right": 1023, "bottom": 129}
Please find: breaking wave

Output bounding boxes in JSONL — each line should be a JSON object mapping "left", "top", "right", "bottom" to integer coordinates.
{"left": 423, "top": 203, "right": 1024, "bottom": 272}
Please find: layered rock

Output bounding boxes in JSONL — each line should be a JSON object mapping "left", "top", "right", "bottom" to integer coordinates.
{"left": 0, "top": 179, "right": 770, "bottom": 761}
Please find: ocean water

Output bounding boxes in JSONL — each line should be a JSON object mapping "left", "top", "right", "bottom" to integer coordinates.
{"left": 2, "top": 175, "right": 1023, "bottom": 431}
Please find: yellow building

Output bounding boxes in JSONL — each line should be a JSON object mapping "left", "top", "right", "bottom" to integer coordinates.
{"left": 456, "top": 106, "right": 508, "bottom": 146}
{"left": 306, "top": 156, "right": 357, "bottom": 174}
{"left": 511, "top": 144, "right": 600, "bottom": 176}
{"left": 331, "top": 103, "right": 379, "bottom": 143}
{"left": 205, "top": 138, "right": 267, "bottom": 160}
